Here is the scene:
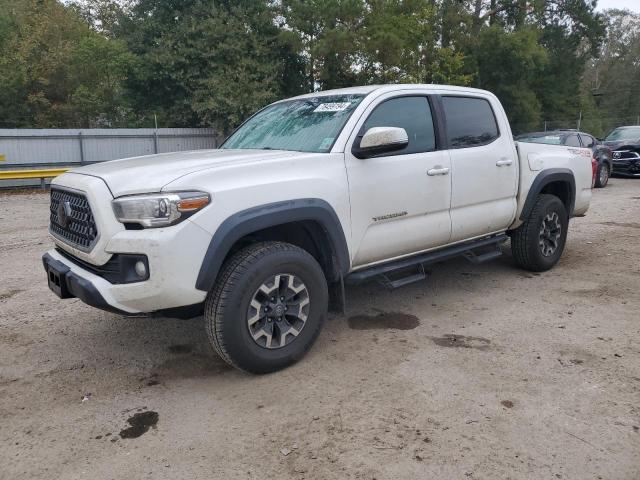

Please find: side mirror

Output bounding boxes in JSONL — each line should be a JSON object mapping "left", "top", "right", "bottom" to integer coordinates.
{"left": 352, "top": 127, "right": 409, "bottom": 159}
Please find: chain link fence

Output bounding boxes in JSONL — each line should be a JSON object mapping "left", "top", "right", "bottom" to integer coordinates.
{"left": 512, "top": 115, "right": 640, "bottom": 138}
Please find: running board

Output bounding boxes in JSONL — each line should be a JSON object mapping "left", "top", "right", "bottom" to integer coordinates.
{"left": 345, "top": 234, "right": 508, "bottom": 286}
{"left": 463, "top": 246, "right": 503, "bottom": 264}
{"left": 379, "top": 263, "right": 427, "bottom": 290}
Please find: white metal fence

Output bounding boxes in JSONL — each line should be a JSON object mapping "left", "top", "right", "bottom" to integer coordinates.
{"left": 0, "top": 128, "right": 220, "bottom": 188}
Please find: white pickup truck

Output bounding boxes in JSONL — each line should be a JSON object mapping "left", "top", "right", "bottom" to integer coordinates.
{"left": 43, "top": 84, "right": 593, "bottom": 373}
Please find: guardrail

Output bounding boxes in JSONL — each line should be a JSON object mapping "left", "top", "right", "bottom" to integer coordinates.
{"left": 0, "top": 168, "right": 68, "bottom": 189}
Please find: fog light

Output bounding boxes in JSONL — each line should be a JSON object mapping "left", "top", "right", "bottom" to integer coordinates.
{"left": 134, "top": 260, "right": 147, "bottom": 278}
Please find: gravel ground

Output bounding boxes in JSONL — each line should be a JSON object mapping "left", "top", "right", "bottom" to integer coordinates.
{"left": 1, "top": 180, "right": 639, "bottom": 480}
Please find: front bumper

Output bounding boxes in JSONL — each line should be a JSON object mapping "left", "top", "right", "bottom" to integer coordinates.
{"left": 612, "top": 155, "right": 640, "bottom": 177}
{"left": 43, "top": 252, "right": 129, "bottom": 315}
{"left": 43, "top": 218, "right": 212, "bottom": 314}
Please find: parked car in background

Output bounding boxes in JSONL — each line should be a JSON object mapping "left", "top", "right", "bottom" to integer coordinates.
{"left": 602, "top": 126, "right": 640, "bottom": 178}
{"left": 516, "top": 130, "right": 613, "bottom": 187}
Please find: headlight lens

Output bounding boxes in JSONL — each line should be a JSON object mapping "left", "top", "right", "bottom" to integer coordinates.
{"left": 112, "top": 191, "right": 210, "bottom": 228}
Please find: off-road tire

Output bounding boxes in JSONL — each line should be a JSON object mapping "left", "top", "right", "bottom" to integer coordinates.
{"left": 594, "top": 162, "right": 609, "bottom": 188}
{"left": 204, "top": 241, "right": 328, "bottom": 374}
{"left": 511, "top": 194, "right": 568, "bottom": 272}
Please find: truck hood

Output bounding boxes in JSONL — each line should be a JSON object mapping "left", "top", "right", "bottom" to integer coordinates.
{"left": 69, "top": 149, "right": 301, "bottom": 196}
{"left": 603, "top": 140, "right": 640, "bottom": 150}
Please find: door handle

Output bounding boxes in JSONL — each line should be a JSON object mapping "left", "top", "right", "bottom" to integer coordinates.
{"left": 496, "top": 158, "right": 513, "bottom": 166}
{"left": 427, "top": 166, "right": 450, "bottom": 176}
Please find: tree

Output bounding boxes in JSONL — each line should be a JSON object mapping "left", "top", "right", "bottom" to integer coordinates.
{"left": 582, "top": 9, "right": 640, "bottom": 135}
{"left": 358, "top": 0, "right": 471, "bottom": 85}
{"left": 279, "top": 0, "right": 363, "bottom": 90}
{"left": 0, "top": 0, "right": 617, "bottom": 133}
{"left": 118, "top": 0, "right": 301, "bottom": 132}
{"left": 470, "top": 26, "right": 547, "bottom": 133}
{"left": 0, "top": 0, "right": 137, "bottom": 127}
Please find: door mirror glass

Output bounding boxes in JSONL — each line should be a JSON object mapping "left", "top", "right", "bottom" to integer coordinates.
{"left": 353, "top": 127, "right": 409, "bottom": 159}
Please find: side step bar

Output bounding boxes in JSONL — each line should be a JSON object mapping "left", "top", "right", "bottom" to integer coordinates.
{"left": 345, "top": 233, "right": 508, "bottom": 286}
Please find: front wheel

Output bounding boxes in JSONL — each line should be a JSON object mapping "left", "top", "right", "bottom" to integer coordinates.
{"left": 594, "top": 162, "right": 610, "bottom": 188}
{"left": 511, "top": 194, "right": 568, "bottom": 272}
{"left": 205, "top": 241, "right": 328, "bottom": 374}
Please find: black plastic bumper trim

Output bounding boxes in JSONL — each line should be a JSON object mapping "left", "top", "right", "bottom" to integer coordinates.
{"left": 55, "top": 248, "right": 149, "bottom": 284}
{"left": 42, "top": 253, "right": 130, "bottom": 315}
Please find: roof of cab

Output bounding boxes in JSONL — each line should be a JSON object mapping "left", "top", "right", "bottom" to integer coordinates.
{"left": 285, "top": 84, "right": 494, "bottom": 101}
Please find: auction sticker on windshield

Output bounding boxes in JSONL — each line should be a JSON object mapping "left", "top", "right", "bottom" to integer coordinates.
{"left": 314, "top": 103, "right": 351, "bottom": 113}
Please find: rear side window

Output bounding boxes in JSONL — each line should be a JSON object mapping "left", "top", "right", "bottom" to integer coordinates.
{"left": 565, "top": 134, "right": 581, "bottom": 147}
{"left": 580, "top": 134, "right": 595, "bottom": 148}
{"left": 362, "top": 96, "right": 436, "bottom": 154}
{"left": 442, "top": 96, "right": 499, "bottom": 148}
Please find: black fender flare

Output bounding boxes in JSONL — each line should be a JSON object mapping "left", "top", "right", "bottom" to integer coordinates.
{"left": 195, "top": 198, "right": 350, "bottom": 292}
{"left": 519, "top": 168, "right": 576, "bottom": 221}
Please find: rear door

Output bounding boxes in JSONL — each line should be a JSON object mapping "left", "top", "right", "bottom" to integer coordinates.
{"left": 441, "top": 95, "right": 518, "bottom": 242}
{"left": 564, "top": 133, "right": 581, "bottom": 147}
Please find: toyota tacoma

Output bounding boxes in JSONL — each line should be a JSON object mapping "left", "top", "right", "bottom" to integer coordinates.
{"left": 43, "top": 85, "right": 593, "bottom": 373}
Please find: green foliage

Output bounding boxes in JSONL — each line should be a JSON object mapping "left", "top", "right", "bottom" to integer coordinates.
{"left": 581, "top": 9, "right": 640, "bottom": 136}
{"left": 470, "top": 26, "right": 547, "bottom": 133}
{"left": 116, "top": 0, "right": 298, "bottom": 130}
{"left": 0, "top": 0, "right": 136, "bottom": 127}
{"left": 0, "top": 0, "right": 625, "bottom": 136}
{"left": 357, "top": 0, "right": 471, "bottom": 85}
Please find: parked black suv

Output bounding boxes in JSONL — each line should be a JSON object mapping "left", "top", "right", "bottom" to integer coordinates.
{"left": 602, "top": 126, "right": 640, "bottom": 178}
{"left": 515, "top": 130, "right": 613, "bottom": 188}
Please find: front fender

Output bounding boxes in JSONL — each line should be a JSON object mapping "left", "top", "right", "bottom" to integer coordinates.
{"left": 195, "top": 198, "right": 350, "bottom": 292}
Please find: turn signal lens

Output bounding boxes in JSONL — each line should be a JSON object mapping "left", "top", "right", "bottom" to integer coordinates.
{"left": 177, "top": 195, "right": 210, "bottom": 212}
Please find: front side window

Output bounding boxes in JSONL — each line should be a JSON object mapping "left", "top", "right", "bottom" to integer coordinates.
{"left": 442, "top": 96, "right": 499, "bottom": 148}
{"left": 361, "top": 96, "right": 436, "bottom": 155}
{"left": 222, "top": 94, "right": 365, "bottom": 153}
{"left": 565, "top": 134, "right": 581, "bottom": 147}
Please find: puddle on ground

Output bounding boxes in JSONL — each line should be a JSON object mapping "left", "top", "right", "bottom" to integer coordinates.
{"left": 0, "top": 289, "right": 23, "bottom": 301}
{"left": 153, "top": 352, "right": 231, "bottom": 380}
{"left": 168, "top": 344, "right": 193, "bottom": 354}
{"left": 429, "top": 334, "right": 491, "bottom": 350}
{"left": 347, "top": 312, "right": 420, "bottom": 330}
{"left": 119, "top": 411, "right": 159, "bottom": 439}
{"left": 597, "top": 221, "right": 640, "bottom": 229}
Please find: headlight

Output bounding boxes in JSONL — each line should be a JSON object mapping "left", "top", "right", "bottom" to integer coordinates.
{"left": 112, "top": 191, "right": 210, "bottom": 228}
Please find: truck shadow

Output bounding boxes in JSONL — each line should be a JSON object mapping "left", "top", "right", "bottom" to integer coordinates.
{"left": 83, "top": 241, "right": 593, "bottom": 384}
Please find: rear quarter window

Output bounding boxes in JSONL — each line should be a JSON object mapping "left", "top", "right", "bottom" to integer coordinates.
{"left": 442, "top": 96, "right": 499, "bottom": 149}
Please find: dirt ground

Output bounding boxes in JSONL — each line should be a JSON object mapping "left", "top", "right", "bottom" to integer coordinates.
{"left": 1, "top": 180, "right": 639, "bottom": 480}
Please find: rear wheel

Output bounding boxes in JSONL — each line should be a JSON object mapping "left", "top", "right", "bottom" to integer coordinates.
{"left": 511, "top": 194, "right": 568, "bottom": 272}
{"left": 205, "top": 241, "right": 328, "bottom": 374}
{"left": 594, "top": 162, "right": 610, "bottom": 188}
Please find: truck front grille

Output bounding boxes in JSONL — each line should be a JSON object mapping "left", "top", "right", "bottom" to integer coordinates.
{"left": 50, "top": 188, "right": 98, "bottom": 251}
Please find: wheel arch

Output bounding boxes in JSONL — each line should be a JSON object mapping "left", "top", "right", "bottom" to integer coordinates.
{"left": 520, "top": 169, "right": 575, "bottom": 221}
{"left": 195, "top": 199, "right": 350, "bottom": 292}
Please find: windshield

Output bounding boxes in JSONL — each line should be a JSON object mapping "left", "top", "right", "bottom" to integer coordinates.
{"left": 222, "top": 94, "right": 365, "bottom": 153}
{"left": 517, "top": 133, "right": 563, "bottom": 145}
{"left": 605, "top": 127, "right": 640, "bottom": 142}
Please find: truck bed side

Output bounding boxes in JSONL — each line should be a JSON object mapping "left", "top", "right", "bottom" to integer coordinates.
{"left": 511, "top": 141, "right": 592, "bottom": 229}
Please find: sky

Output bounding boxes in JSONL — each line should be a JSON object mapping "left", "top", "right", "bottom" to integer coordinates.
{"left": 596, "top": 0, "right": 640, "bottom": 13}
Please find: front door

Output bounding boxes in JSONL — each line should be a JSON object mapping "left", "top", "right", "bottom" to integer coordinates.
{"left": 344, "top": 94, "right": 452, "bottom": 268}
